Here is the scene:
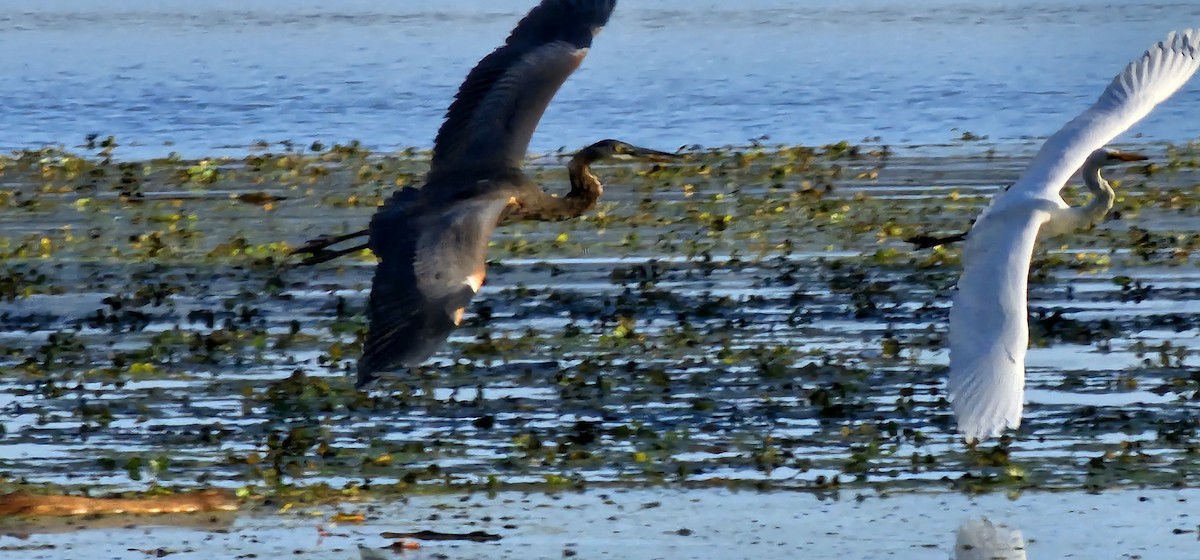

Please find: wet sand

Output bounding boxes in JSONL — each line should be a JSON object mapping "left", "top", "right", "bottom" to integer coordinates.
{"left": 1, "top": 488, "right": 1197, "bottom": 559}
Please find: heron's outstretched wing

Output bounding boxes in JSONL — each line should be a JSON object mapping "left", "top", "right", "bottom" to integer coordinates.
{"left": 1001, "top": 29, "right": 1199, "bottom": 204}
{"left": 948, "top": 201, "right": 1056, "bottom": 443}
{"left": 429, "top": 0, "right": 617, "bottom": 178}
{"left": 357, "top": 192, "right": 511, "bottom": 387}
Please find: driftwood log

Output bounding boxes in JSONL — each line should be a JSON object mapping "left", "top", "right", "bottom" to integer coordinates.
{"left": 0, "top": 490, "right": 238, "bottom": 517}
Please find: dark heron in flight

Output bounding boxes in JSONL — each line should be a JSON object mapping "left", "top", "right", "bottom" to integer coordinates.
{"left": 292, "top": 0, "right": 678, "bottom": 388}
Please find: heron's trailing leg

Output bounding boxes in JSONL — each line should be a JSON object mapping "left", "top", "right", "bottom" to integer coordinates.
{"left": 906, "top": 231, "right": 968, "bottom": 250}
{"left": 291, "top": 230, "right": 369, "bottom": 266}
{"left": 907, "top": 149, "right": 1144, "bottom": 252}
{"left": 292, "top": 230, "right": 367, "bottom": 253}
{"left": 298, "top": 242, "right": 371, "bottom": 265}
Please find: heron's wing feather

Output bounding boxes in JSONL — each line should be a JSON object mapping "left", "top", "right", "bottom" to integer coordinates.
{"left": 1004, "top": 29, "right": 1199, "bottom": 202}
{"left": 949, "top": 201, "right": 1054, "bottom": 442}
{"left": 357, "top": 194, "right": 510, "bottom": 386}
{"left": 460, "top": 42, "right": 588, "bottom": 168}
{"left": 430, "top": 0, "right": 616, "bottom": 177}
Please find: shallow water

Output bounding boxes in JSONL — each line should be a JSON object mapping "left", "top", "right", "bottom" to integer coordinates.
{"left": 2, "top": 488, "right": 1198, "bottom": 559}
{"left": 1, "top": 145, "right": 1198, "bottom": 495}
{"left": 2, "top": 1, "right": 1200, "bottom": 158}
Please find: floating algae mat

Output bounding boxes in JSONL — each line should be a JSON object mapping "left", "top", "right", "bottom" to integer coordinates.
{"left": 0, "top": 141, "right": 1199, "bottom": 500}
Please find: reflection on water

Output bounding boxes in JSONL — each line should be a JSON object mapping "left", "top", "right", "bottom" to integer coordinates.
{"left": 1, "top": 1, "right": 1199, "bottom": 158}
{"left": 956, "top": 518, "right": 1027, "bottom": 560}
{"left": 2, "top": 489, "right": 1194, "bottom": 559}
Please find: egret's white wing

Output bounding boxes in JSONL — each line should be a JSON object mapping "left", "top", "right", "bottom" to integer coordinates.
{"left": 949, "top": 29, "right": 1200, "bottom": 443}
{"left": 1002, "top": 29, "right": 1199, "bottom": 204}
{"left": 949, "top": 200, "right": 1057, "bottom": 442}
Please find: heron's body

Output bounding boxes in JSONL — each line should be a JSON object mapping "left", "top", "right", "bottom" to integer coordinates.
{"left": 357, "top": 157, "right": 605, "bottom": 376}
{"left": 948, "top": 29, "right": 1200, "bottom": 443}
{"left": 292, "top": 0, "right": 677, "bottom": 388}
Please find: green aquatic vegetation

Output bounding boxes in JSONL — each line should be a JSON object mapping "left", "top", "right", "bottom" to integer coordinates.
{"left": 0, "top": 266, "right": 62, "bottom": 301}
{"left": 0, "top": 142, "right": 1197, "bottom": 500}
{"left": 1164, "top": 143, "right": 1200, "bottom": 169}
{"left": 180, "top": 160, "right": 222, "bottom": 185}
{"left": 23, "top": 331, "right": 89, "bottom": 372}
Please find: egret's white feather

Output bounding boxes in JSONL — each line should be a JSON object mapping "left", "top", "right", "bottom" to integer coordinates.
{"left": 991, "top": 30, "right": 1199, "bottom": 213}
{"left": 955, "top": 518, "right": 1026, "bottom": 560}
{"left": 949, "top": 29, "right": 1200, "bottom": 443}
{"left": 950, "top": 202, "right": 1056, "bottom": 442}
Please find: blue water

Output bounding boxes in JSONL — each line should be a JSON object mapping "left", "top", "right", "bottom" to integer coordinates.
{"left": 2, "top": 0, "right": 1199, "bottom": 158}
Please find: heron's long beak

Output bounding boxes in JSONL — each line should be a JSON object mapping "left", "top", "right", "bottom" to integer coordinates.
{"left": 625, "top": 145, "right": 681, "bottom": 163}
{"left": 1110, "top": 151, "right": 1149, "bottom": 162}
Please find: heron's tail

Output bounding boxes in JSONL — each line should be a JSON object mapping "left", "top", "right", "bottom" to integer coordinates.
{"left": 355, "top": 363, "right": 380, "bottom": 390}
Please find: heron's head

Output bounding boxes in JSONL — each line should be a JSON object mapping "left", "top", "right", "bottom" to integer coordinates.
{"left": 1089, "top": 148, "right": 1149, "bottom": 167}
{"left": 578, "top": 139, "right": 679, "bottom": 164}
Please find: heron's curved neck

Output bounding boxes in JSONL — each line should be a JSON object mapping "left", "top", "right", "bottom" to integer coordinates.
{"left": 1050, "top": 159, "right": 1116, "bottom": 234}
{"left": 504, "top": 152, "right": 603, "bottom": 224}
{"left": 564, "top": 152, "right": 603, "bottom": 210}
{"left": 1076, "top": 159, "right": 1116, "bottom": 225}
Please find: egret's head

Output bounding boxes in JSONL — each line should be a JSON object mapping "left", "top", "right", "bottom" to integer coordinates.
{"left": 577, "top": 139, "right": 679, "bottom": 164}
{"left": 1089, "top": 148, "right": 1149, "bottom": 167}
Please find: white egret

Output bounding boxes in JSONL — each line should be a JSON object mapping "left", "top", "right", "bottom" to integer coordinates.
{"left": 949, "top": 29, "right": 1200, "bottom": 443}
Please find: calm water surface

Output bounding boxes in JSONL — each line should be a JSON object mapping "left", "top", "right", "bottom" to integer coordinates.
{"left": 3, "top": 489, "right": 1198, "bottom": 559}
{"left": 2, "top": 1, "right": 1200, "bottom": 158}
